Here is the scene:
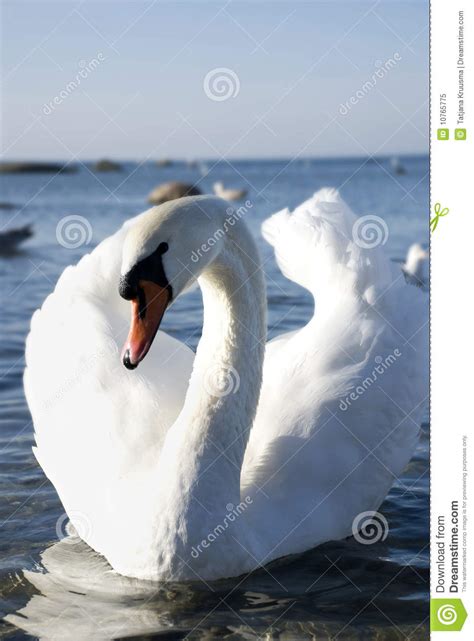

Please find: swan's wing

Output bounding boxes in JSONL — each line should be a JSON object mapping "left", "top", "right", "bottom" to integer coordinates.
{"left": 242, "top": 188, "right": 428, "bottom": 561}
{"left": 24, "top": 213, "right": 194, "bottom": 556}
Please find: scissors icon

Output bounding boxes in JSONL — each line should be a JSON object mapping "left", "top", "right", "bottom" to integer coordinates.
{"left": 430, "top": 203, "right": 449, "bottom": 232}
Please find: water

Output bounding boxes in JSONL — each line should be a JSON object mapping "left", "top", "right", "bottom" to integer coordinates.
{"left": 0, "top": 157, "right": 429, "bottom": 640}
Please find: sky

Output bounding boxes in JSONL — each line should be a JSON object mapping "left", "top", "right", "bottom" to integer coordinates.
{"left": 1, "top": 0, "right": 429, "bottom": 160}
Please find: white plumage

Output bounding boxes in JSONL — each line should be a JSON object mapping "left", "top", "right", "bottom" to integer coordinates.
{"left": 403, "top": 242, "right": 429, "bottom": 288}
{"left": 24, "top": 190, "right": 427, "bottom": 581}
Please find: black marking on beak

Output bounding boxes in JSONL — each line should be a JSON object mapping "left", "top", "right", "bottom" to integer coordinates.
{"left": 119, "top": 241, "right": 171, "bottom": 303}
{"left": 123, "top": 348, "right": 137, "bottom": 370}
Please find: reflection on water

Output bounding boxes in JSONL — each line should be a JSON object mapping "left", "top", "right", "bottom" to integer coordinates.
{"left": 0, "top": 157, "right": 429, "bottom": 639}
{"left": 5, "top": 504, "right": 429, "bottom": 640}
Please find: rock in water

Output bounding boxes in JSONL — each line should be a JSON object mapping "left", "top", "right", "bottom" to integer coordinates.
{"left": 93, "top": 159, "right": 122, "bottom": 172}
{"left": 0, "top": 224, "right": 33, "bottom": 254}
{"left": 0, "top": 162, "right": 76, "bottom": 174}
{"left": 147, "top": 181, "right": 202, "bottom": 205}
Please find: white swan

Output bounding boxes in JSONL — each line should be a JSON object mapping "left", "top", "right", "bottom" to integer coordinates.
{"left": 213, "top": 181, "right": 248, "bottom": 201}
{"left": 403, "top": 242, "right": 429, "bottom": 288}
{"left": 24, "top": 189, "right": 427, "bottom": 581}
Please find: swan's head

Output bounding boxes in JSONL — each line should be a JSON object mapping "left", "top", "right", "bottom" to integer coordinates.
{"left": 119, "top": 196, "right": 227, "bottom": 369}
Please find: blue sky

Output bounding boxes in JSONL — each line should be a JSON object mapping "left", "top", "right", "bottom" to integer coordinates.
{"left": 2, "top": 0, "right": 429, "bottom": 160}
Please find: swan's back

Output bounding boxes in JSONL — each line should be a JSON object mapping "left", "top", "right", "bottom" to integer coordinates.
{"left": 242, "top": 188, "right": 427, "bottom": 561}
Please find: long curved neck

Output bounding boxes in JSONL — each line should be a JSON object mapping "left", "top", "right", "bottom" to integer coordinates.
{"left": 152, "top": 222, "right": 266, "bottom": 577}
{"left": 180, "top": 234, "right": 266, "bottom": 482}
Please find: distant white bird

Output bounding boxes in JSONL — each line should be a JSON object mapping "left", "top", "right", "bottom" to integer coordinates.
{"left": 213, "top": 181, "right": 247, "bottom": 201}
{"left": 402, "top": 243, "right": 429, "bottom": 288}
{"left": 390, "top": 157, "right": 406, "bottom": 175}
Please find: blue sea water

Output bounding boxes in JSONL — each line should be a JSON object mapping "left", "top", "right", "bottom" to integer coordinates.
{"left": 0, "top": 156, "right": 429, "bottom": 640}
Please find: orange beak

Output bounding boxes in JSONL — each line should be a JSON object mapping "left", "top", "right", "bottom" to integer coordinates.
{"left": 122, "top": 280, "right": 170, "bottom": 369}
